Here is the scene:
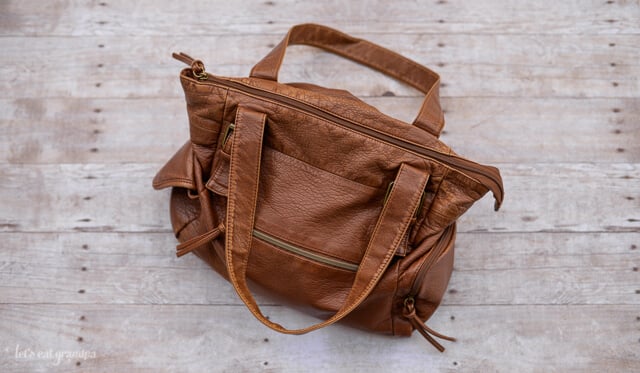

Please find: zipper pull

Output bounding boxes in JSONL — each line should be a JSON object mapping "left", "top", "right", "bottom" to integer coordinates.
{"left": 403, "top": 297, "right": 456, "bottom": 352}
{"left": 172, "top": 52, "right": 208, "bottom": 80}
{"left": 222, "top": 122, "right": 235, "bottom": 146}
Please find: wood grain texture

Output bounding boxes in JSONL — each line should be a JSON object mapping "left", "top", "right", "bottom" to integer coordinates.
{"left": 1, "top": 0, "right": 639, "bottom": 371}
{"left": 0, "top": 304, "right": 638, "bottom": 373}
{"left": 0, "top": 163, "right": 638, "bottom": 233}
{"left": 0, "top": 232, "right": 637, "bottom": 305}
{"left": 0, "top": 34, "right": 638, "bottom": 99}
{"left": 2, "top": 0, "right": 639, "bottom": 36}
{"left": 1, "top": 97, "right": 638, "bottom": 164}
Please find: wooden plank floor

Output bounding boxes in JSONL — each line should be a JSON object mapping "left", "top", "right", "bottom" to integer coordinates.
{"left": 1, "top": 1, "right": 638, "bottom": 371}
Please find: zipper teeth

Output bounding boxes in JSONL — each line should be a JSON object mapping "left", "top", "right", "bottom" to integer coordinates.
{"left": 409, "top": 225, "right": 455, "bottom": 296}
{"left": 253, "top": 229, "right": 359, "bottom": 272}
{"left": 192, "top": 74, "right": 503, "bottom": 208}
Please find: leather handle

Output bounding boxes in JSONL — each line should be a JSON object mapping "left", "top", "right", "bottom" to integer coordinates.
{"left": 225, "top": 106, "right": 430, "bottom": 334}
{"left": 250, "top": 23, "right": 445, "bottom": 137}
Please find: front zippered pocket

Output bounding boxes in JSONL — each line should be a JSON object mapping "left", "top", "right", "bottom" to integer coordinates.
{"left": 253, "top": 229, "right": 359, "bottom": 272}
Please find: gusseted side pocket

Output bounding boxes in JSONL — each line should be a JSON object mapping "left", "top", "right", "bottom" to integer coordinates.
{"left": 152, "top": 141, "right": 200, "bottom": 238}
{"left": 152, "top": 141, "right": 196, "bottom": 191}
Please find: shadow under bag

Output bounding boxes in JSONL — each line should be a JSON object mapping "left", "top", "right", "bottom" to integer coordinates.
{"left": 153, "top": 23, "right": 504, "bottom": 352}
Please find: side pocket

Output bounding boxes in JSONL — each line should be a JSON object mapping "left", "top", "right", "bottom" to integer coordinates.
{"left": 152, "top": 141, "right": 200, "bottom": 238}
{"left": 152, "top": 141, "right": 196, "bottom": 191}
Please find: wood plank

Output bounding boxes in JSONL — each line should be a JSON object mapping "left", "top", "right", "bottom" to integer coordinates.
{"left": 0, "top": 34, "right": 638, "bottom": 99}
{"left": 0, "top": 304, "right": 637, "bottom": 372}
{"left": 1, "top": 0, "right": 639, "bottom": 36}
{"left": 0, "top": 163, "right": 638, "bottom": 233}
{"left": 2, "top": 97, "right": 638, "bottom": 164}
{"left": 0, "top": 232, "right": 637, "bottom": 305}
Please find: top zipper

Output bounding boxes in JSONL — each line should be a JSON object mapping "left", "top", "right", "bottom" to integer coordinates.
{"left": 173, "top": 54, "right": 504, "bottom": 210}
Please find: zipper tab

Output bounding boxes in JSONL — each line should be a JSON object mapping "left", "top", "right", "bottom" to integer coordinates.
{"left": 222, "top": 122, "right": 235, "bottom": 146}
{"left": 403, "top": 296, "right": 456, "bottom": 352}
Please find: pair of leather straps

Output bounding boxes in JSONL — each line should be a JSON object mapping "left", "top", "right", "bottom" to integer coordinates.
{"left": 224, "top": 106, "right": 429, "bottom": 334}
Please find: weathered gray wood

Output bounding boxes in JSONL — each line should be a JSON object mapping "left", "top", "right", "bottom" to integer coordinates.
{"left": 1, "top": 0, "right": 638, "bottom": 371}
{"left": 1, "top": 33, "right": 638, "bottom": 98}
{"left": 0, "top": 232, "right": 637, "bottom": 305}
{"left": 1, "top": 163, "right": 637, "bottom": 233}
{"left": 1, "top": 97, "right": 638, "bottom": 164}
{"left": 0, "top": 304, "right": 637, "bottom": 372}
{"left": 2, "top": 0, "right": 639, "bottom": 36}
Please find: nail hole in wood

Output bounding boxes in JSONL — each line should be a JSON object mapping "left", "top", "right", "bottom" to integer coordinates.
{"left": 98, "top": 44, "right": 104, "bottom": 48}
{"left": 437, "top": 42, "right": 445, "bottom": 47}
{"left": 448, "top": 289, "right": 458, "bottom": 294}
{"left": 382, "top": 91, "right": 395, "bottom": 97}
{"left": 612, "top": 82, "right": 619, "bottom": 87}
{"left": 78, "top": 289, "right": 86, "bottom": 294}
{"left": 610, "top": 62, "right": 616, "bottom": 67}
{"left": 95, "top": 83, "right": 102, "bottom": 88}
{"left": 77, "top": 336, "right": 83, "bottom": 342}
{"left": 82, "top": 244, "right": 89, "bottom": 250}
{"left": 84, "top": 196, "right": 92, "bottom": 200}
{"left": 80, "top": 315, "right": 86, "bottom": 321}
{"left": 612, "top": 108, "right": 621, "bottom": 113}
{"left": 81, "top": 267, "right": 87, "bottom": 271}
{"left": 93, "top": 108, "right": 102, "bottom": 113}
{"left": 90, "top": 148, "right": 99, "bottom": 153}
{"left": 609, "top": 43, "right": 615, "bottom": 47}
{"left": 616, "top": 148, "right": 625, "bottom": 153}
{"left": 76, "top": 361, "right": 81, "bottom": 366}
{"left": 263, "top": 338, "right": 269, "bottom": 342}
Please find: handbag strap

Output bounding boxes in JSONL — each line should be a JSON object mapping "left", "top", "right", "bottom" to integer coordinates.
{"left": 250, "top": 23, "right": 446, "bottom": 137}
{"left": 225, "top": 106, "right": 431, "bottom": 334}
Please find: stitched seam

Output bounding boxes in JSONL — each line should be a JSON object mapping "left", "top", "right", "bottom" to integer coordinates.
{"left": 349, "top": 166, "right": 428, "bottom": 317}
{"left": 225, "top": 107, "right": 243, "bottom": 310}
{"left": 154, "top": 176, "right": 194, "bottom": 184}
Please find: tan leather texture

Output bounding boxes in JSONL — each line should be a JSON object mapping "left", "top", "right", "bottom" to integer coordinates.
{"left": 153, "top": 24, "right": 504, "bottom": 351}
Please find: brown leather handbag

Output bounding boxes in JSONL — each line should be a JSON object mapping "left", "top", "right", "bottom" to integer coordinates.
{"left": 153, "top": 23, "right": 503, "bottom": 351}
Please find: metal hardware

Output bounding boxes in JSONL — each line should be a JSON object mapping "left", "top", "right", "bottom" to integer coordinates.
{"left": 222, "top": 122, "right": 235, "bottom": 145}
